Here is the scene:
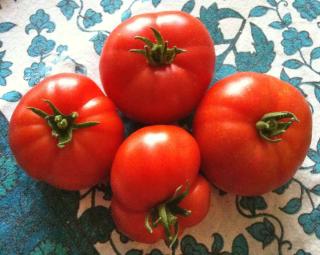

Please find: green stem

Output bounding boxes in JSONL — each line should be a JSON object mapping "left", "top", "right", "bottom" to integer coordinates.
{"left": 256, "top": 111, "right": 298, "bottom": 143}
{"left": 145, "top": 183, "right": 191, "bottom": 248}
{"left": 28, "top": 99, "right": 99, "bottom": 148}
{"left": 130, "top": 27, "right": 186, "bottom": 66}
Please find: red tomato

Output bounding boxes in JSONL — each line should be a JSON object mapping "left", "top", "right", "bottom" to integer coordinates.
{"left": 111, "top": 176, "right": 211, "bottom": 245}
{"left": 100, "top": 11, "right": 215, "bottom": 124}
{"left": 111, "top": 125, "right": 200, "bottom": 211}
{"left": 9, "top": 73, "right": 124, "bottom": 190}
{"left": 110, "top": 125, "right": 211, "bottom": 245}
{"left": 193, "top": 72, "right": 312, "bottom": 196}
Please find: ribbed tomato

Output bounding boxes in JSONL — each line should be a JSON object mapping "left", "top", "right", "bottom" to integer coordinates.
{"left": 100, "top": 11, "right": 215, "bottom": 123}
{"left": 193, "top": 72, "right": 312, "bottom": 195}
{"left": 9, "top": 73, "right": 124, "bottom": 190}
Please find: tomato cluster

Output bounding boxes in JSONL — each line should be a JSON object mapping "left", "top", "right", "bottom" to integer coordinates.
{"left": 9, "top": 11, "right": 312, "bottom": 248}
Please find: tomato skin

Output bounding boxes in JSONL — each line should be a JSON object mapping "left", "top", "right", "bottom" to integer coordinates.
{"left": 178, "top": 176, "right": 211, "bottom": 228}
{"left": 111, "top": 125, "right": 200, "bottom": 211}
{"left": 111, "top": 199, "right": 164, "bottom": 244}
{"left": 9, "top": 73, "right": 124, "bottom": 190}
{"left": 100, "top": 11, "right": 215, "bottom": 124}
{"left": 193, "top": 72, "right": 312, "bottom": 196}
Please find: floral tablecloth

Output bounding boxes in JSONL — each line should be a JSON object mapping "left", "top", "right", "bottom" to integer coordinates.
{"left": 0, "top": 0, "right": 320, "bottom": 254}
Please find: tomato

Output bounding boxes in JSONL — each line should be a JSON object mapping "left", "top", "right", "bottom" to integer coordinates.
{"left": 111, "top": 125, "right": 200, "bottom": 211}
{"left": 111, "top": 176, "right": 211, "bottom": 245}
{"left": 193, "top": 72, "right": 312, "bottom": 196}
{"left": 110, "top": 125, "right": 210, "bottom": 245}
{"left": 100, "top": 11, "right": 215, "bottom": 124}
{"left": 9, "top": 73, "right": 124, "bottom": 190}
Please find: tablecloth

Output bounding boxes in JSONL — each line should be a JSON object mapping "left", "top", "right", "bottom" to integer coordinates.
{"left": 0, "top": 0, "right": 320, "bottom": 254}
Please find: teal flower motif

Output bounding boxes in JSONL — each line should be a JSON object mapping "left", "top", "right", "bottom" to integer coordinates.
{"left": 83, "top": 9, "right": 102, "bottom": 28}
{"left": 24, "top": 62, "right": 51, "bottom": 86}
{"left": 293, "top": 0, "right": 320, "bottom": 21}
{"left": 180, "top": 235, "right": 210, "bottom": 255}
{"left": 0, "top": 156, "right": 18, "bottom": 197}
{"left": 25, "top": 9, "right": 55, "bottom": 34}
{"left": 30, "top": 240, "right": 68, "bottom": 255}
{"left": 57, "top": 0, "right": 79, "bottom": 20}
{"left": 90, "top": 32, "right": 108, "bottom": 55}
{"left": 100, "top": 0, "right": 123, "bottom": 14}
{"left": 0, "top": 51, "right": 12, "bottom": 86}
{"left": 27, "top": 35, "right": 55, "bottom": 57}
{"left": 199, "top": 3, "right": 224, "bottom": 44}
{"left": 240, "top": 196, "right": 267, "bottom": 215}
{"left": 295, "top": 249, "right": 311, "bottom": 255}
{"left": 0, "top": 22, "right": 16, "bottom": 33}
{"left": 1, "top": 91, "right": 22, "bottom": 102}
{"left": 246, "top": 218, "right": 276, "bottom": 248}
{"left": 56, "top": 44, "right": 68, "bottom": 55}
{"left": 298, "top": 205, "right": 320, "bottom": 238}
{"left": 281, "top": 28, "right": 312, "bottom": 55}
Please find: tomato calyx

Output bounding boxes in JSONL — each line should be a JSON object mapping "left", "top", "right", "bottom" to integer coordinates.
{"left": 28, "top": 99, "right": 99, "bottom": 148}
{"left": 129, "top": 27, "right": 186, "bottom": 66}
{"left": 145, "top": 183, "right": 191, "bottom": 248}
{"left": 256, "top": 111, "right": 299, "bottom": 143}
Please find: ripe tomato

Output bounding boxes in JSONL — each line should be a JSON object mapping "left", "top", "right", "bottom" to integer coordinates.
{"left": 9, "top": 73, "right": 124, "bottom": 190}
{"left": 193, "top": 72, "right": 312, "bottom": 196}
{"left": 111, "top": 176, "right": 211, "bottom": 245}
{"left": 100, "top": 11, "right": 215, "bottom": 123}
{"left": 110, "top": 125, "right": 210, "bottom": 245}
{"left": 111, "top": 125, "right": 200, "bottom": 211}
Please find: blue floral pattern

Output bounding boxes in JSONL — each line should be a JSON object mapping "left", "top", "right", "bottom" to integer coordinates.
{"left": 27, "top": 35, "right": 56, "bottom": 57}
{"left": 299, "top": 205, "right": 320, "bottom": 238}
{"left": 293, "top": 0, "right": 320, "bottom": 21}
{"left": 0, "top": 0, "right": 320, "bottom": 254}
{"left": 295, "top": 249, "right": 312, "bottom": 255}
{"left": 25, "top": 9, "right": 55, "bottom": 34}
{"left": 0, "top": 51, "right": 12, "bottom": 86}
{"left": 82, "top": 9, "right": 102, "bottom": 28}
{"left": 24, "top": 62, "right": 51, "bottom": 87}
{"left": 281, "top": 28, "right": 313, "bottom": 55}
{"left": 30, "top": 240, "right": 69, "bottom": 255}
{"left": 100, "top": 0, "right": 123, "bottom": 14}
{"left": 0, "top": 21, "right": 20, "bottom": 102}
{"left": 57, "top": 0, "right": 80, "bottom": 20}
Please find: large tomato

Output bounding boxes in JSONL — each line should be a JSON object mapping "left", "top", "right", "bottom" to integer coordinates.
{"left": 193, "top": 72, "right": 312, "bottom": 196}
{"left": 111, "top": 125, "right": 211, "bottom": 245}
{"left": 100, "top": 11, "right": 215, "bottom": 124}
{"left": 9, "top": 73, "right": 124, "bottom": 190}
